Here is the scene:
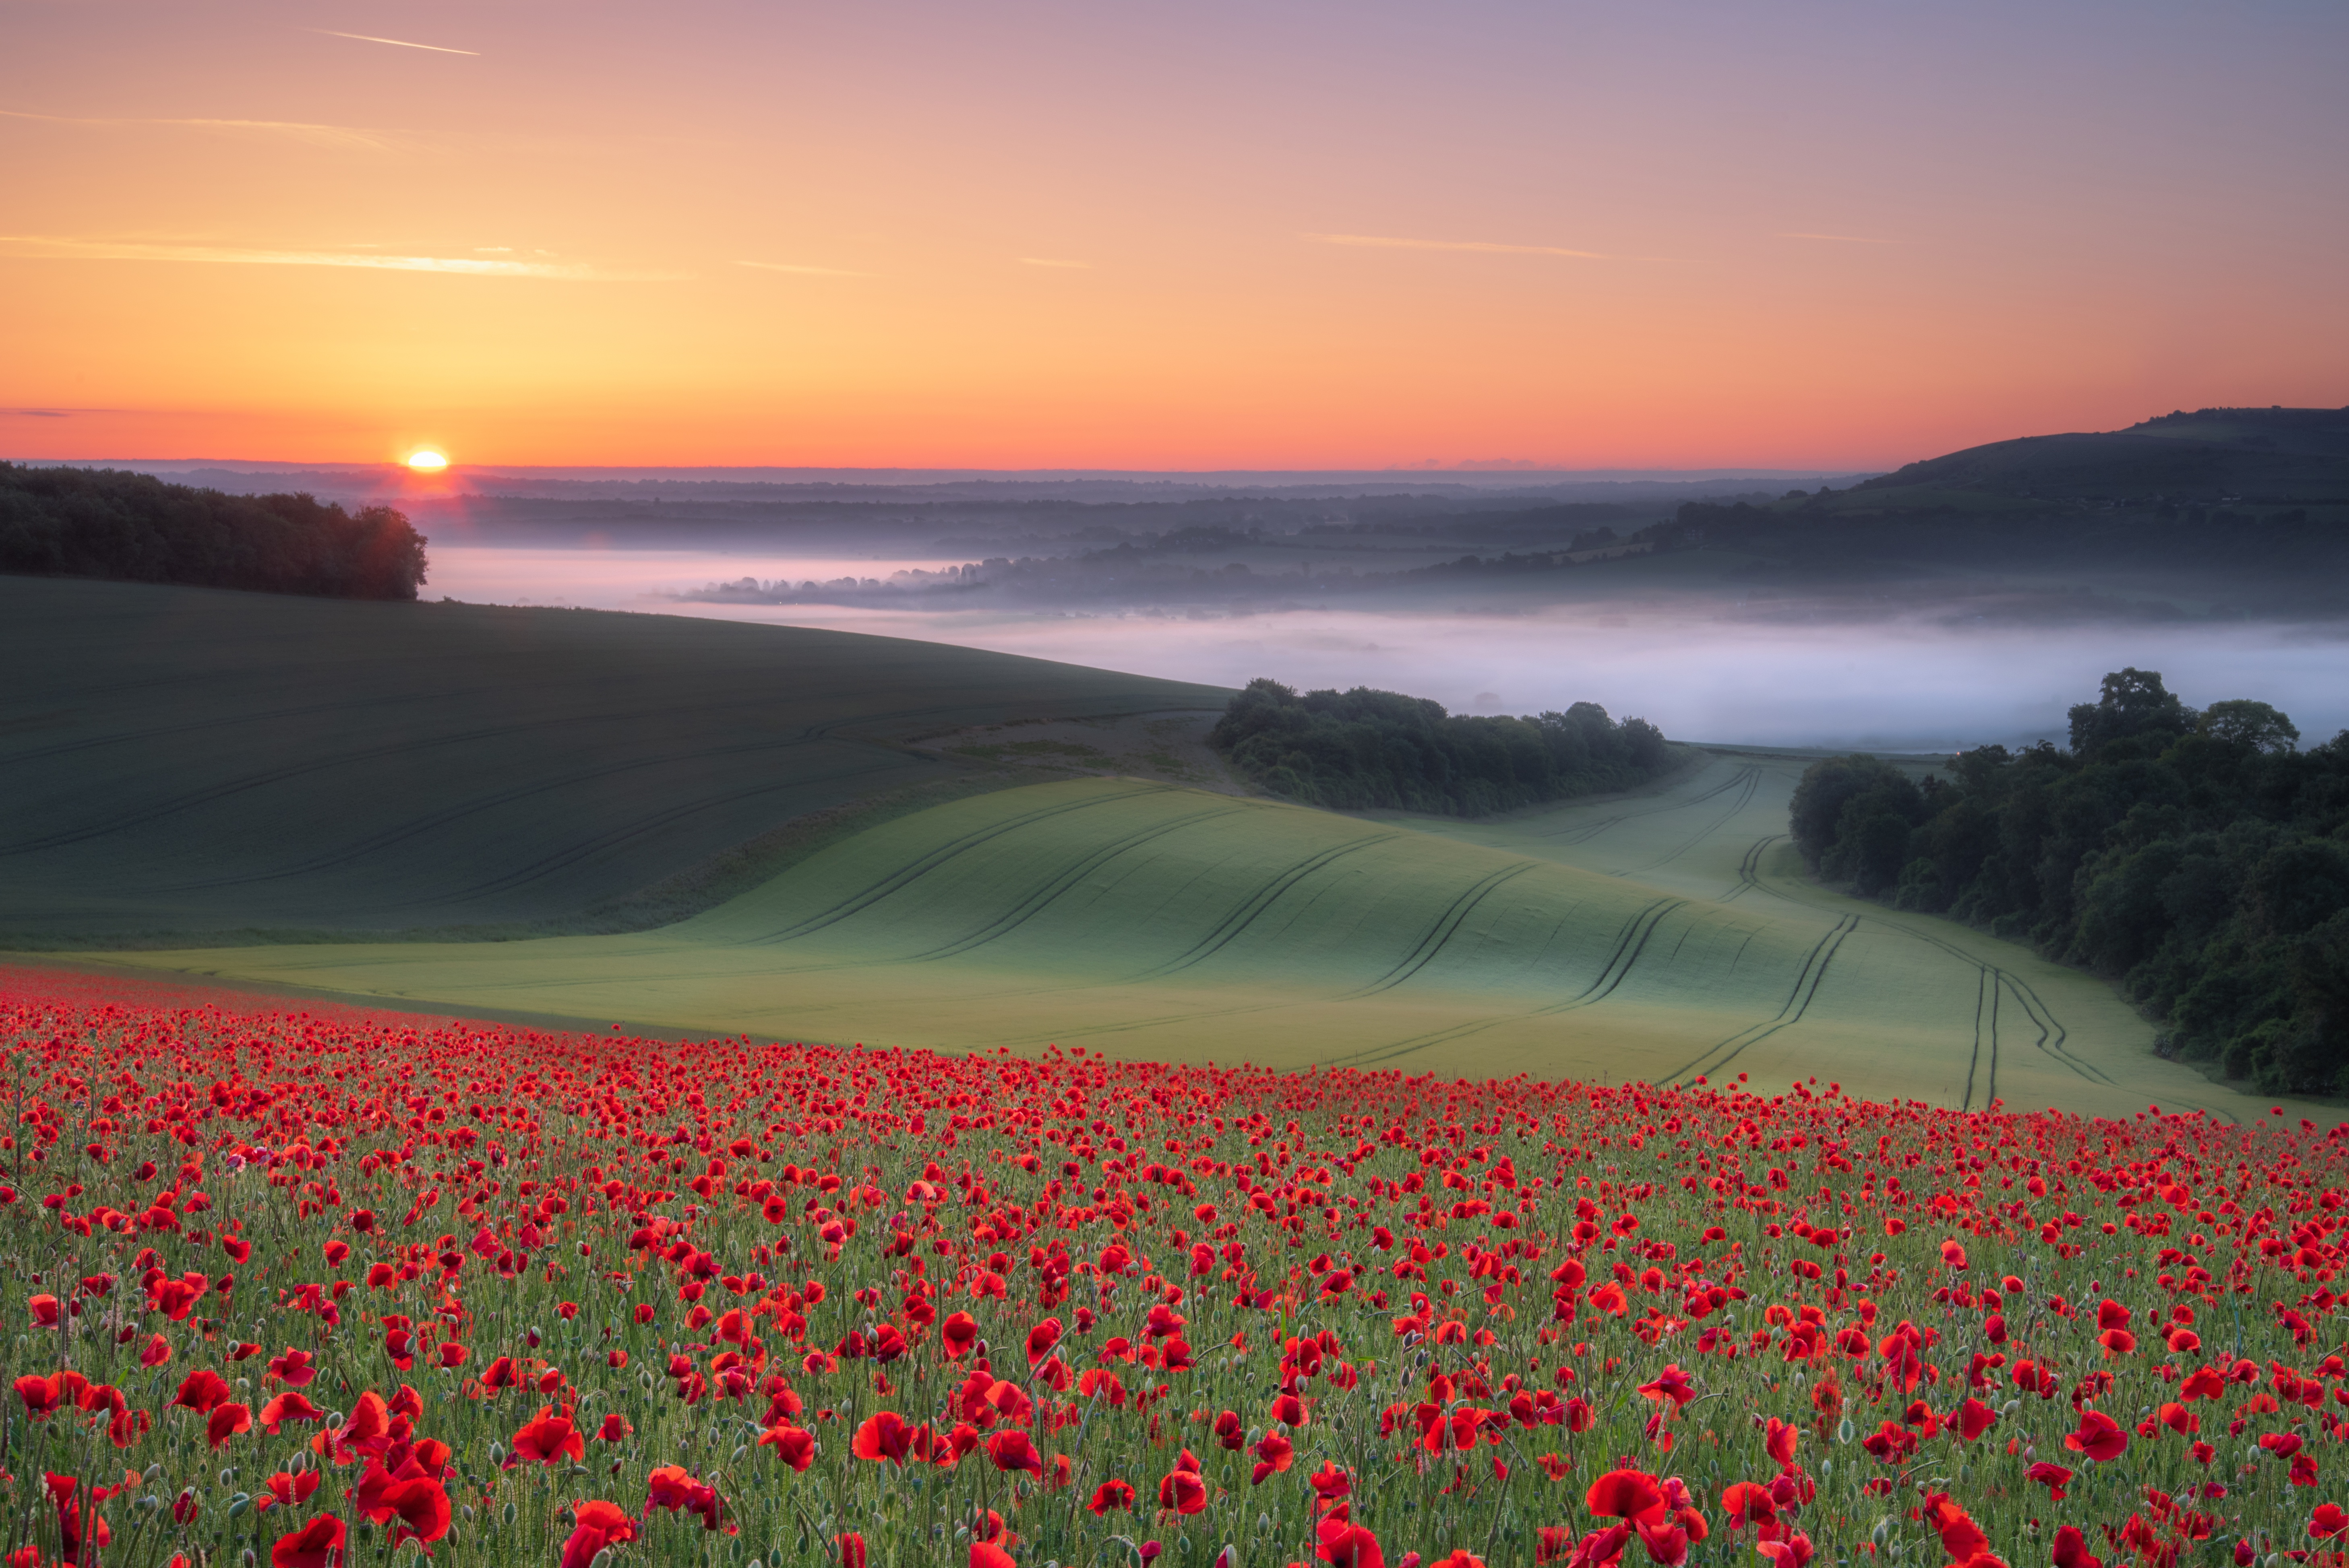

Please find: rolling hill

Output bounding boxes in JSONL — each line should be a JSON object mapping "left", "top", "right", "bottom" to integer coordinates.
{"left": 0, "top": 575, "right": 1227, "bottom": 943}
{"left": 1851, "top": 404, "right": 2349, "bottom": 504}
{"left": 75, "top": 760, "right": 2281, "bottom": 1121}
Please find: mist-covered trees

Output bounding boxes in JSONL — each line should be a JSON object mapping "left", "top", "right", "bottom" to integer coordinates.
{"left": 1793, "top": 669, "right": 2349, "bottom": 1094}
{"left": 1210, "top": 678, "right": 1676, "bottom": 816}
{"left": 0, "top": 463, "right": 428, "bottom": 600}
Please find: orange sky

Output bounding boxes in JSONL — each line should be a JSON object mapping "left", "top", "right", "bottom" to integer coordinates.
{"left": 4, "top": 0, "right": 2345, "bottom": 470}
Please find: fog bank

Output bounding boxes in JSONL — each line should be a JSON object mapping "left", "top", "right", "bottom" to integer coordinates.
{"left": 426, "top": 545, "right": 2349, "bottom": 753}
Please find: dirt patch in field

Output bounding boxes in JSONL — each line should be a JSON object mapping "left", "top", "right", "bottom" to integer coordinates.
{"left": 909, "top": 709, "right": 1252, "bottom": 795}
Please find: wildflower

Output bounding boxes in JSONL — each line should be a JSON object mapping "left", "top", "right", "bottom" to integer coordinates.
{"left": 267, "top": 1516, "right": 343, "bottom": 1568}
{"left": 562, "top": 1500, "right": 639, "bottom": 1568}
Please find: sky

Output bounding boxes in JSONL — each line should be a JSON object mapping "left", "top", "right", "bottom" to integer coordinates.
{"left": 4, "top": 0, "right": 2345, "bottom": 469}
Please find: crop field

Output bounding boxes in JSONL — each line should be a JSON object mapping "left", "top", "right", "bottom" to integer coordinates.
{"left": 0, "top": 578, "right": 1226, "bottom": 943}
{"left": 66, "top": 762, "right": 2274, "bottom": 1123}
{"left": 4, "top": 966, "right": 2346, "bottom": 1568}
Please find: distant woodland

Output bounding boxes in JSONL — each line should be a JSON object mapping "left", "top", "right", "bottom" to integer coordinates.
{"left": 1212, "top": 678, "right": 1676, "bottom": 815}
{"left": 0, "top": 463, "right": 429, "bottom": 599}
{"left": 1793, "top": 670, "right": 2349, "bottom": 1094}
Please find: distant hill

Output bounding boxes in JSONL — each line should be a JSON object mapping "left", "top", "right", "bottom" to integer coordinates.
{"left": 1853, "top": 405, "right": 2349, "bottom": 504}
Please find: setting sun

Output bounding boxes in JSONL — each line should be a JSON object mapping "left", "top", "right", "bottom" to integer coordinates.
{"left": 405, "top": 449, "right": 448, "bottom": 472}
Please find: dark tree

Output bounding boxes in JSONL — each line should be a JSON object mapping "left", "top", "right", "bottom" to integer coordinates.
{"left": 0, "top": 463, "right": 429, "bottom": 600}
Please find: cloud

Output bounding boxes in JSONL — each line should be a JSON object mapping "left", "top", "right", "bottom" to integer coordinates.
{"left": 1018, "top": 257, "right": 1091, "bottom": 269}
{"left": 0, "top": 108, "right": 410, "bottom": 153}
{"left": 311, "top": 30, "right": 479, "bottom": 56}
{"left": 0, "top": 235, "right": 678, "bottom": 281}
{"left": 1776, "top": 232, "right": 1898, "bottom": 244}
{"left": 1309, "top": 233, "right": 1610, "bottom": 260}
{"left": 736, "top": 259, "right": 875, "bottom": 278}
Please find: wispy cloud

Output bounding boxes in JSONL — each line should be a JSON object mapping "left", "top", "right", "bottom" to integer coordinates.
{"left": 0, "top": 235, "right": 677, "bottom": 281}
{"left": 312, "top": 30, "right": 478, "bottom": 56}
{"left": 736, "top": 259, "right": 875, "bottom": 278}
{"left": 0, "top": 107, "right": 410, "bottom": 153}
{"left": 1018, "top": 257, "right": 1090, "bottom": 269}
{"left": 1309, "top": 233, "right": 1610, "bottom": 260}
{"left": 1777, "top": 231, "right": 1898, "bottom": 244}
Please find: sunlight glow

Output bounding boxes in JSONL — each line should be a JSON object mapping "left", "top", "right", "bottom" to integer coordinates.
{"left": 405, "top": 449, "right": 449, "bottom": 471}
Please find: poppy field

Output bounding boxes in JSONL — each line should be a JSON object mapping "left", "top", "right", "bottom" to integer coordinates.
{"left": 4, "top": 967, "right": 2348, "bottom": 1568}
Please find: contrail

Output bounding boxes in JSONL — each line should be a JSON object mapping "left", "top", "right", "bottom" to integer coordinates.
{"left": 312, "top": 30, "right": 480, "bottom": 56}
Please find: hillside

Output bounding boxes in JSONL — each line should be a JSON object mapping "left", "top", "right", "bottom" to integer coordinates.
{"left": 0, "top": 576, "right": 1228, "bottom": 943}
{"left": 72, "top": 759, "right": 2280, "bottom": 1120}
{"left": 1852, "top": 404, "right": 2349, "bottom": 504}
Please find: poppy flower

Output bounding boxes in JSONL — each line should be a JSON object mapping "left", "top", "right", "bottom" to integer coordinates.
{"left": 1253, "top": 1432, "right": 1295, "bottom": 1485}
{"left": 16, "top": 1374, "right": 64, "bottom": 1419}
{"left": 1586, "top": 1469, "right": 1667, "bottom": 1524}
{"left": 853, "top": 1410, "right": 916, "bottom": 1465}
{"left": 2062, "top": 1410, "right": 2128, "bottom": 1463}
{"left": 1719, "top": 1482, "right": 1776, "bottom": 1527}
{"left": 509, "top": 1405, "right": 585, "bottom": 1466}
{"left": 269, "top": 1516, "right": 345, "bottom": 1568}
{"left": 378, "top": 1477, "right": 451, "bottom": 1549}
{"left": 759, "top": 1425, "right": 815, "bottom": 1471}
{"left": 2053, "top": 1525, "right": 2104, "bottom": 1568}
{"left": 941, "top": 1312, "right": 980, "bottom": 1359}
{"left": 258, "top": 1392, "right": 324, "bottom": 1433}
{"left": 1088, "top": 1480, "right": 1136, "bottom": 1515}
{"left": 1315, "top": 1518, "right": 1386, "bottom": 1568}
{"left": 562, "top": 1500, "right": 639, "bottom": 1568}
{"left": 265, "top": 1349, "right": 317, "bottom": 1387}
{"left": 598, "top": 1412, "right": 634, "bottom": 1443}
{"left": 1762, "top": 1418, "right": 1798, "bottom": 1465}
{"left": 1158, "top": 1467, "right": 1208, "bottom": 1514}
{"left": 645, "top": 1465, "right": 726, "bottom": 1531}
{"left": 207, "top": 1402, "right": 253, "bottom": 1447}
{"left": 986, "top": 1430, "right": 1043, "bottom": 1479}
{"left": 2024, "top": 1462, "right": 2073, "bottom": 1501}
{"left": 1949, "top": 1398, "right": 1997, "bottom": 1441}
{"left": 2312, "top": 1505, "right": 2349, "bottom": 1541}
{"left": 1756, "top": 1532, "right": 1814, "bottom": 1568}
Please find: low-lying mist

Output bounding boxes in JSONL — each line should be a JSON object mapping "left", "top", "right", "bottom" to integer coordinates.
{"left": 426, "top": 544, "right": 2349, "bottom": 752}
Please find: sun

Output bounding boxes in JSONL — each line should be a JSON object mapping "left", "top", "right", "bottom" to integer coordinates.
{"left": 405, "top": 449, "right": 449, "bottom": 472}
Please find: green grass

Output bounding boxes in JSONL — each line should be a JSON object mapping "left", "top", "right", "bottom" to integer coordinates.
{"left": 0, "top": 576, "right": 1228, "bottom": 944}
{"left": 73, "top": 760, "right": 2281, "bottom": 1120}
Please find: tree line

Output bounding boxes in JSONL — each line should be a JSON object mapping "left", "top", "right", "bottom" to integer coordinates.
{"left": 0, "top": 463, "right": 429, "bottom": 600}
{"left": 1210, "top": 678, "right": 1677, "bottom": 816}
{"left": 1791, "top": 669, "right": 2349, "bottom": 1093}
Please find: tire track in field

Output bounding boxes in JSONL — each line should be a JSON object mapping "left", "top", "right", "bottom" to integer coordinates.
{"left": 1722, "top": 831, "right": 2120, "bottom": 1093}
{"left": 1131, "top": 834, "right": 1408, "bottom": 980}
{"left": 731, "top": 781, "right": 1184, "bottom": 944}
{"left": 1519, "top": 765, "right": 1760, "bottom": 847}
{"left": 887, "top": 804, "right": 1257, "bottom": 963}
{"left": 1603, "top": 767, "right": 1760, "bottom": 877}
{"left": 1663, "top": 913, "right": 1859, "bottom": 1084}
{"left": 1322, "top": 895, "right": 1689, "bottom": 1069}
{"left": 1335, "top": 861, "right": 1540, "bottom": 999}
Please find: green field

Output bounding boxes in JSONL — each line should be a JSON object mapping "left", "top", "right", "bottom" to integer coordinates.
{"left": 0, "top": 576, "right": 1226, "bottom": 941}
{"left": 72, "top": 761, "right": 2281, "bottom": 1121}
{"left": 11, "top": 575, "right": 2288, "bottom": 1119}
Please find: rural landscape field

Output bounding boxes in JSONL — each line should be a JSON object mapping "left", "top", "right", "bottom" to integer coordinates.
{"left": 7, "top": 0, "right": 2348, "bottom": 1563}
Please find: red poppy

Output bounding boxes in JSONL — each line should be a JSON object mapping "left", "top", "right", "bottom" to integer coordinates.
{"left": 2024, "top": 1462, "right": 2074, "bottom": 1501}
{"left": 1719, "top": 1482, "right": 1776, "bottom": 1527}
{"left": 207, "top": 1402, "right": 253, "bottom": 1447}
{"left": 269, "top": 1516, "right": 345, "bottom": 1568}
{"left": 986, "top": 1430, "right": 1043, "bottom": 1478}
{"left": 2062, "top": 1410, "right": 2128, "bottom": 1463}
{"left": 1088, "top": 1480, "right": 1135, "bottom": 1515}
{"left": 853, "top": 1410, "right": 916, "bottom": 1465}
{"left": 2053, "top": 1525, "right": 2104, "bottom": 1568}
{"left": 1315, "top": 1517, "right": 1386, "bottom": 1568}
{"left": 508, "top": 1405, "right": 585, "bottom": 1466}
{"left": 1586, "top": 1469, "right": 1667, "bottom": 1524}
{"left": 1949, "top": 1398, "right": 1997, "bottom": 1441}
{"left": 972, "top": 1543, "right": 1017, "bottom": 1568}
{"left": 751, "top": 1423, "right": 810, "bottom": 1470}
{"left": 562, "top": 1500, "right": 638, "bottom": 1568}
{"left": 1158, "top": 1467, "right": 1208, "bottom": 1514}
{"left": 646, "top": 1465, "right": 726, "bottom": 1532}
{"left": 1253, "top": 1431, "right": 1296, "bottom": 1485}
